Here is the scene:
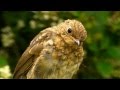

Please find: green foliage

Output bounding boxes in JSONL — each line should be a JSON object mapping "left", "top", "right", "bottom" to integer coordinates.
{"left": 106, "top": 47, "right": 120, "bottom": 59}
{"left": 0, "top": 52, "right": 12, "bottom": 78}
{"left": 96, "top": 60, "right": 113, "bottom": 78}
{"left": 0, "top": 56, "right": 7, "bottom": 67}
{"left": 0, "top": 11, "right": 120, "bottom": 79}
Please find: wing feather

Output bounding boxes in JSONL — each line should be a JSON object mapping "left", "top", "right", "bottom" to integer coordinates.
{"left": 13, "top": 29, "right": 52, "bottom": 79}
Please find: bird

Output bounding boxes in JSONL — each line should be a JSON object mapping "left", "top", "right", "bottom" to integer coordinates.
{"left": 13, "top": 19, "right": 87, "bottom": 79}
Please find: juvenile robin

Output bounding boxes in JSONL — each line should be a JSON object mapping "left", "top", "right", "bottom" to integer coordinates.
{"left": 13, "top": 19, "right": 87, "bottom": 79}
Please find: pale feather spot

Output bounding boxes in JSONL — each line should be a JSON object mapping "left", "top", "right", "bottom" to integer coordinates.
{"left": 41, "top": 33, "right": 47, "bottom": 37}
{"left": 47, "top": 39, "right": 53, "bottom": 46}
{"left": 38, "top": 36, "right": 42, "bottom": 40}
{"left": 62, "top": 66, "right": 67, "bottom": 71}
{"left": 28, "top": 49, "right": 32, "bottom": 54}
{"left": 35, "top": 38, "right": 39, "bottom": 42}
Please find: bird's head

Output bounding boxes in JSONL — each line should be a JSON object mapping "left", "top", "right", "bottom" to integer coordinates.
{"left": 57, "top": 19, "right": 87, "bottom": 46}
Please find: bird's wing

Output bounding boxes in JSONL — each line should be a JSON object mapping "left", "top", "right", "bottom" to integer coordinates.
{"left": 13, "top": 29, "right": 52, "bottom": 79}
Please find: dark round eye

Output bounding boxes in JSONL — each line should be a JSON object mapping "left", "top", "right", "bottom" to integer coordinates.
{"left": 68, "top": 28, "right": 72, "bottom": 33}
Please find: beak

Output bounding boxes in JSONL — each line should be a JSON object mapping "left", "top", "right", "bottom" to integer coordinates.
{"left": 74, "top": 39, "right": 80, "bottom": 46}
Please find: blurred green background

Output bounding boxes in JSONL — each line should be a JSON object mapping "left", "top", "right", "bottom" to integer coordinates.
{"left": 0, "top": 11, "right": 120, "bottom": 79}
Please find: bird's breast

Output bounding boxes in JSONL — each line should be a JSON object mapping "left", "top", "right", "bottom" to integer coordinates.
{"left": 27, "top": 37, "right": 84, "bottom": 79}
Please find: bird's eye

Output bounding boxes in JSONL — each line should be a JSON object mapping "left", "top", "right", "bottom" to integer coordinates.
{"left": 67, "top": 28, "right": 72, "bottom": 33}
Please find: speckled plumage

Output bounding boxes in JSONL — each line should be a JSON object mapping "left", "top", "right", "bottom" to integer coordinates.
{"left": 13, "top": 19, "right": 87, "bottom": 79}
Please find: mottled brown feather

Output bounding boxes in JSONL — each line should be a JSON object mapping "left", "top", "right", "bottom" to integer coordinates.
{"left": 13, "top": 19, "right": 87, "bottom": 79}
{"left": 13, "top": 29, "right": 53, "bottom": 78}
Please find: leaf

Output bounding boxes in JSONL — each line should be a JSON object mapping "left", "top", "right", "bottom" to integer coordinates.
{"left": 89, "top": 43, "right": 99, "bottom": 53}
{"left": 106, "top": 47, "right": 120, "bottom": 60}
{"left": 94, "top": 11, "right": 110, "bottom": 25}
{"left": 100, "top": 36, "right": 110, "bottom": 49}
{"left": 96, "top": 60, "right": 113, "bottom": 78}
{"left": 0, "top": 56, "right": 8, "bottom": 68}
